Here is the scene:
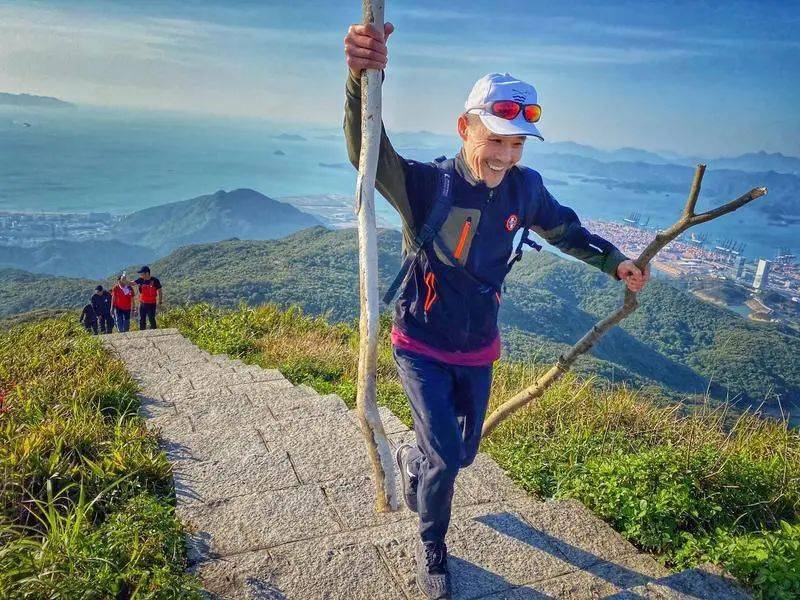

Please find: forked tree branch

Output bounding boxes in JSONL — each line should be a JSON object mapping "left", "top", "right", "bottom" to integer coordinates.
{"left": 481, "top": 165, "right": 767, "bottom": 438}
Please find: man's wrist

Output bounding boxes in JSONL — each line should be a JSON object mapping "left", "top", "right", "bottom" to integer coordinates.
{"left": 606, "top": 249, "right": 629, "bottom": 280}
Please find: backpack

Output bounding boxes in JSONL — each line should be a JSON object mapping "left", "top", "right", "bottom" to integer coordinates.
{"left": 382, "top": 157, "right": 541, "bottom": 305}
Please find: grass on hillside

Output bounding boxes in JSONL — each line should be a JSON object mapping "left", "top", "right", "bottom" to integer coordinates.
{"left": 0, "top": 317, "right": 202, "bottom": 598}
{"left": 164, "top": 302, "right": 800, "bottom": 599}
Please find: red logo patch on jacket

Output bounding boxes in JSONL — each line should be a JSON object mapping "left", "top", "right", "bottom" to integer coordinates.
{"left": 505, "top": 214, "right": 519, "bottom": 232}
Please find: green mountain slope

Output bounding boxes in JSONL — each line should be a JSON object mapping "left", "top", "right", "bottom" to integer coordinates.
{"left": 109, "top": 188, "right": 323, "bottom": 253}
{"left": 0, "top": 269, "right": 98, "bottom": 319}
{"left": 0, "top": 239, "right": 155, "bottom": 279}
{"left": 501, "top": 251, "right": 800, "bottom": 407}
{"left": 127, "top": 226, "right": 401, "bottom": 318}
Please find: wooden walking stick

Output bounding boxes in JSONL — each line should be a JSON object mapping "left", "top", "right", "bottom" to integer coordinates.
{"left": 482, "top": 165, "right": 767, "bottom": 438}
{"left": 354, "top": 0, "right": 398, "bottom": 512}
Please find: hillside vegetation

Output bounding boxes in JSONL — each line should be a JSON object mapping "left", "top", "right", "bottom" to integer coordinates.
{"left": 163, "top": 302, "right": 800, "bottom": 599}
{"left": 0, "top": 239, "right": 155, "bottom": 279}
{"left": 0, "top": 318, "right": 201, "bottom": 597}
{"left": 0, "top": 268, "right": 98, "bottom": 319}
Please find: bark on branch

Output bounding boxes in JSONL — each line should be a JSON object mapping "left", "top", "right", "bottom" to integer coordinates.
{"left": 354, "top": 0, "right": 398, "bottom": 512}
{"left": 481, "top": 165, "right": 768, "bottom": 438}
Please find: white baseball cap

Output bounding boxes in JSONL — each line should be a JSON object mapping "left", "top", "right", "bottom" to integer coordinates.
{"left": 464, "top": 73, "right": 543, "bottom": 140}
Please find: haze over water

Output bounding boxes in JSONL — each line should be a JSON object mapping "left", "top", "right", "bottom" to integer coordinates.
{"left": 1, "top": 105, "right": 794, "bottom": 263}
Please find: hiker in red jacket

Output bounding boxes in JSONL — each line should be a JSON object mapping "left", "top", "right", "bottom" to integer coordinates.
{"left": 344, "top": 22, "right": 649, "bottom": 600}
{"left": 111, "top": 273, "right": 135, "bottom": 333}
{"left": 134, "top": 266, "right": 163, "bottom": 330}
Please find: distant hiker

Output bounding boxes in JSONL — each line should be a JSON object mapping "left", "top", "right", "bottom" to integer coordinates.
{"left": 344, "top": 23, "right": 649, "bottom": 599}
{"left": 79, "top": 302, "right": 98, "bottom": 335}
{"left": 111, "top": 273, "right": 134, "bottom": 333}
{"left": 91, "top": 285, "right": 114, "bottom": 334}
{"left": 134, "top": 266, "right": 162, "bottom": 330}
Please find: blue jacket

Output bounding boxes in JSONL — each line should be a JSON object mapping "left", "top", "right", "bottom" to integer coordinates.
{"left": 344, "top": 73, "right": 627, "bottom": 352}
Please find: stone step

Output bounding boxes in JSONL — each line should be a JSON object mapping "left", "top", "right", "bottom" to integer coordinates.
{"left": 102, "top": 328, "right": 182, "bottom": 342}
{"left": 135, "top": 369, "right": 291, "bottom": 397}
{"left": 173, "top": 450, "right": 300, "bottom": 507}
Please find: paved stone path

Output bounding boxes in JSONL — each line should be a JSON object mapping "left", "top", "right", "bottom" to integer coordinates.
{"left": 102, "top": 329, "right": 750, "bottom": 599}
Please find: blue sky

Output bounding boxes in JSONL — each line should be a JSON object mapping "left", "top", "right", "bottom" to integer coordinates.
{"left": 2, "top": 0, "right": 798, "bottom": 156}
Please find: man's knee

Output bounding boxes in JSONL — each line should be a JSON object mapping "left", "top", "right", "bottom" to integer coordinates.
{"left": 425, "top": 450, "right": 462, "bottom": 483}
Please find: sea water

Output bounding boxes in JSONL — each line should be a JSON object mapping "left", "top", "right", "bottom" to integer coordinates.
{"left": 0, "top": 104, "right": 794, "bottom": 261}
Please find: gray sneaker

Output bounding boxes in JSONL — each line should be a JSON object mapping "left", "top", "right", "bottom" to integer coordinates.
{"left": 415, "top": 540, "right": 451, "bottom": 599}
{"left": 395, "top": 443, "right": 418, "bottom": 513}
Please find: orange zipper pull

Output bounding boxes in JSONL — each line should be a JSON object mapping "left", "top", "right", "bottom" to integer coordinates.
{"left": 453, "top": 217, "right": 472, "bottom": 260}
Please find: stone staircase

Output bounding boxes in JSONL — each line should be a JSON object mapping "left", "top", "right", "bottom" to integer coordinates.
{"left": 101, "top": 329, "right": 750, "bottom": 599}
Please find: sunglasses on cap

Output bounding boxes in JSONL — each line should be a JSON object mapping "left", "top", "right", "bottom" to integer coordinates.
{"left": 468, "top": 101, "right": 542, "bottom": 123}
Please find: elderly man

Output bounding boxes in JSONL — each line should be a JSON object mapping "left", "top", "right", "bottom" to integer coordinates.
{"left": 344, "top": 22, "right": 648, "bottom": 599}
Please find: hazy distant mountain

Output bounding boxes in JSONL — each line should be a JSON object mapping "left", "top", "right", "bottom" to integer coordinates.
{"left": 706, "top": 151, "right": 800, "bottom": 175}
{"left": 525, "top": 152, "right": 800, "bottom": 217}
{"left": 0, "top": 92, "right": 74, "bottom": 108}
{"left": 109, "top": 188, "right": 323, "bottom": 254}
{"left": 532, "top": 141, "right": 678, "bottom": 165}
{"left": 0, "top": 239, "right": 156, "bottom": 279}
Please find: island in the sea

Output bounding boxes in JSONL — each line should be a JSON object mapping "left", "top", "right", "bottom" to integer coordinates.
{"left": 0, "top": 92, "right": 75, "bottom": 108}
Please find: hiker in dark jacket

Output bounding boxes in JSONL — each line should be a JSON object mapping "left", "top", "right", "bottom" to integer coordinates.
{"left": 91, "top": 285, "right": 114, "bottom": 334}
{"left": 80, "top": 303, "right": 98, "bottom": 335}
{"left": 344, "top": 22, "right": 649, "bottom": 600}
{"left": 134, "top": 265, "right": 162, "bottom": 330}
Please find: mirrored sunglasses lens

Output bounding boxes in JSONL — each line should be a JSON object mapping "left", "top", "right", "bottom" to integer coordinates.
{"left": 491, "top": 101, "right": 521, "bottom": 120}
{"left": 524, "top": 104, "right": 542, "bottom": 123}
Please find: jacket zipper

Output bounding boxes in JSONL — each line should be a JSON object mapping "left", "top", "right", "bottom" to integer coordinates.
{"left": 453, "top": 217, "right": 472, "bottom": 260}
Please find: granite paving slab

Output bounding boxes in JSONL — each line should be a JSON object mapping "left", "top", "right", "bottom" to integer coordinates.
{"left": 245, "top": 384, "right": 348, "bottom": 419}
{"left": 103, "top": 328, "right": 181, "bottom": 342}
{"left": 136, "top": 392, "right": 177, "bottom": 423}
{"left": 195, "top": 538, "right": 405, "bottom": 600}
{"left": 272, "top": 411, "right": 371, "bottom": 484}
{"left": 181, "top": 485, "right": 343, "bottom": 563}
{"left": 509, "top": 499, "right": 637, "bottom": 568}
{"left": 322, "top": 471, "right": 479, "bottom": 532}
{"left": 480, "top": 553, "right": 667, "bottom": 599}
{"left": 606, "top": 564, "right": 750, "bottom": 600}
{"left": 160, "top": 425, "right": 268, "bottom": 465}
{"left": 174, "top": 450, "right": 300, "bottom": 505}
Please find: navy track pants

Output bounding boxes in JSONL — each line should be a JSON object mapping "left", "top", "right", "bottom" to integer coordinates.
{"left": 139, "top": 302, "right": 157, "bottom": 330}
{"left": 393, "top": 347, "right": 493, "bottom": 544}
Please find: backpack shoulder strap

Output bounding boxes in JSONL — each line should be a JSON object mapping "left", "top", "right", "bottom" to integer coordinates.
{"left": 382, "top": 160, "right": 455, "bottom": 305}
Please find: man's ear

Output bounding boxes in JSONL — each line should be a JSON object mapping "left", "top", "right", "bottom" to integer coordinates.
{"left": 457, "top": 114, "right": 470, "bottom": 142}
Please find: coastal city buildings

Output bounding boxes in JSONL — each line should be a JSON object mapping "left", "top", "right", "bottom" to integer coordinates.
{"left": 587, "top": 218, "right": 799, "bottom": 330}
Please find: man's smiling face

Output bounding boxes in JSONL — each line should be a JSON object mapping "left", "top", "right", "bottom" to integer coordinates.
{"left": 458, "top": 114, "right": 525, "bottom": 189}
